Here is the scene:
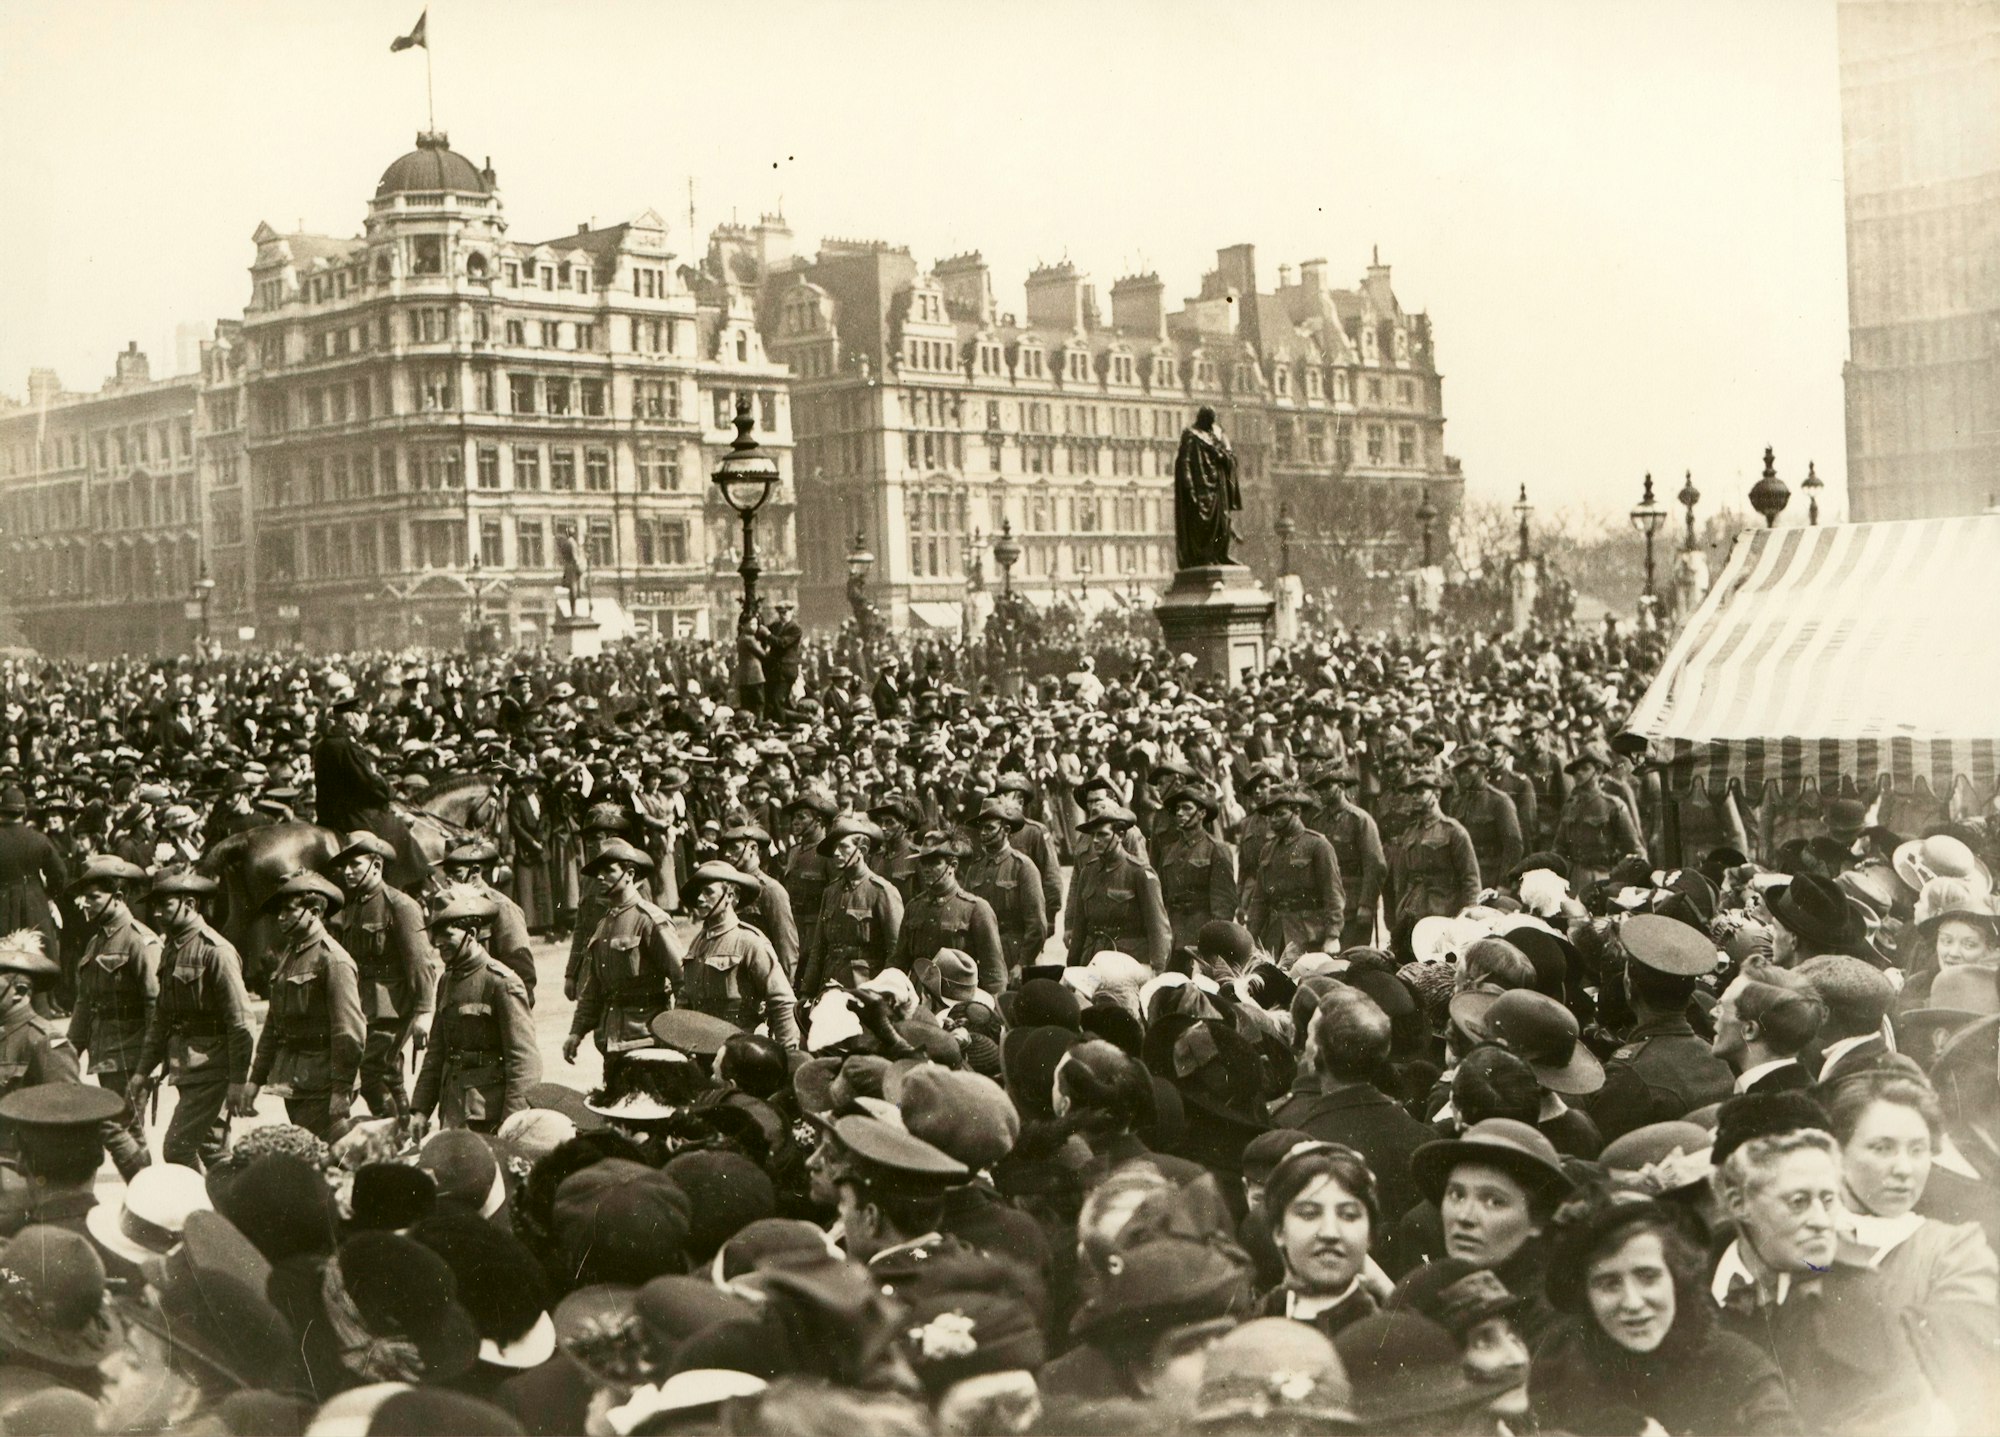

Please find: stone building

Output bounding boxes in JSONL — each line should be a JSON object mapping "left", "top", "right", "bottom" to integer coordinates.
{"left": 1840, "top": 0, "right": 2000, "bottom": 520}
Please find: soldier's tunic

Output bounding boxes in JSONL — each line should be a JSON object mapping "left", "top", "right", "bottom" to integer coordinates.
{"left": 413, "top": 946, "right": 539, "bottom": 1132}
{"left": 893, "top": 878, "right": 1007, "bottom": 995}
{"left": 1156, "top": 828, "right": 1239, "bottom": 952}
{"left": 680, "top": 915, "right": 800, "bottom": 1050}
{"left": 1236, "top": 813, "right": 1278, "bottom": 921}
{"left": 0, "top": 1008, "right": 79, "bottom": 1099}
{"left": 463, "top": 878, "right": 537, "bottom": 1003}
{"left": 134, "top": 921, "right": 254, "bottom": 1170}
{"left": 877, "top": 837, "right": 920, "bottom": 906}
{"left": 739, "top": 869, "right": 801, "bottom": 979}
{"left": 1310, "top": 799, "right": 1388, "bottom": 949}
{"left": 803, "top": 864, "right": 903, "bottom": 997}
{"left": 1248, "top": 829, "right": 1344, "bottom": 956}
{"left": 569, "top": 894, "right": 686, "bottom": 1054}
{"left": 68, "top": 902, "right": 158, "bottom": 1172}
{"left": 336, "top": 882, "right": 438, "bottom": 1118}
{"left": 1389, "top": 814, "right": 1481, "bottom": 923}
{"left": 250, "top": 924, "right": 366, "bottom": 1138}
{"left": 1065, "top": 850, "right": 1170, "bottom": 970}
{"left": 1490, "top": 765, "right": 1540, "bottom": 851}
{"left": 1446, "top": 782, "right": 1525, "bottom": 891}
{"left": 1553, "top": 788, "right": 1644, "bottom": 888}
{"left": 1011, "top": 818, "right": 1065, "bottom": 922}
{"left": 779, "top": 846, "right": 834, "bottom": 977}
{"left": 962, "top": 843, "right": 1050, "bottom": 978}
{"left": 1585, "top": 1014, "right": 1734, "bottom": 1143}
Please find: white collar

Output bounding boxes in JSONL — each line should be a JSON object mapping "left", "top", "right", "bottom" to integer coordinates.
{"left": 1710, "top": 1238, "right": 1792, "bottom": 1307}
{"left": 1284, "top": 1278, "right": 1362, "bottom": 1322}
{"left": 1819, "top": 1033, "right": 1878, "bottom": 1080}
{"left": 1841, "top": 1206, "right": 1926, "bottom": 1263}
{"left": 1735, "top": 1057, "right": 1799, "bottom": 1093}
{"left": 479, "top": 1310, "right": 556, "bottom": 1369}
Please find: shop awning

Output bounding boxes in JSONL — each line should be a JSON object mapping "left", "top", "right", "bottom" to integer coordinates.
{"left": 1624, "top": 516, "right": 2000, "bottom": 797}
{"left": 907, "top": 601, "right": 964, "bottom": 631}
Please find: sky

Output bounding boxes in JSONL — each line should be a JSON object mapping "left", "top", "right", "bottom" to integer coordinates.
{"left": 0, "top": 0, "right": 1851, "bottom": 522}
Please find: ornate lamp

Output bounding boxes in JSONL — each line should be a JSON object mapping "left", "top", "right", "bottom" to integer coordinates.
{"left": 709, "top": 396, "right": 780, "bottom": 617}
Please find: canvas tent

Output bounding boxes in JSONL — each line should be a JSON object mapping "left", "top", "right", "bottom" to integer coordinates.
{"left": 1622, "top": 516, "right": 2000, "bottom": 804}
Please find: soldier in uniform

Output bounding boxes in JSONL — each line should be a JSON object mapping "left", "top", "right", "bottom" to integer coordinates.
{"left": 563, "top": 841, "right": 686, "bottom": 1066}
{"left": 1247, "top": 787, "right": 1343, "bottom": 960}
{"left": 245, "top": 871, "right": 365, "bottom": 1140}
{"left": 564, "top": 803, "right": 638, "bottom": 1001}
{"left": 1553, "top": 742, "right": 1644, "bottom": 890}
{"left": 824, "top": 1112, "right": 973, "bottom": 1286}
{"left": 892, "top": 832, "right": 1007, "bottom": 996}
{"left": 674, "top": 862, "right": 800, "bottom": 1049}
{"left": 995, "top": 774, "right": 1063, "bottom": 922}
{"left": 128, "top": 871, "right": 254, "bottom": 1172}
{"left": 330, "top": 831, "right": 438, "bottom": 1119}
{"left": 1155, "top": 786, "right": 1238, "bottom": 953}
{"left": 721, "top": 823, "right": 801, "bottom": 978}
{"left": 778, "top": 792, "right": 836, "bottom": 972}
{"left": 411, "top": 888, "right": 539, "bottom": 1133}
{"left": 0, "top": 931, "right": 78, "bottom": 1102}
{"left": 1308, "top": 767, "right": 1387, "bottom": 950}
{"left": 802, "top": 814, "right": 902, "bottom": 998}
{"left": 1388, "top": 766, "right": 1481, "bottom": 928}
{"left": 1233, "top": 763, "right": 1287, "bottom": 924}
{"left": 0, "top": 1084, "right": 125, "bottom": 1240}
{"left": 1065, "top": 807, "right": 1170, "bottom": 970}
{"left": 1586, "top": 914, "right": 1733, "bottom": 1143}
{"left": 961, "top": 799, "right": 1050, "bottom": 982}
{"left": 1485, "top": 732, "right": 1541, "bottom": 851}
{"left": 66, "top": 855, "right": 156, "bottom": 1178}
{"left": 866, "top": 795, "right": 922, "bottom": 904}
{"left": 1444, "top": 745, "right": 1525, "bottom": 888}
{"left": 439, "top": 839, "right": 537, "bottom": 1003}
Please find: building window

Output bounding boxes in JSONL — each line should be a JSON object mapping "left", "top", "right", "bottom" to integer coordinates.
{"left": 1398, "top": 426, "right": 1416, "bottom": 465}
{"left": 580, "top": 379, "right": 606, "bottom": 417}
{"left": 576, "top": 323, "right": 597, "bottom": 350}
{"left": 638, "top": 446, "right": 679, "bottom": 491}
{"left": 550, "top": 448, "right": 576, "bottom": 490}
{"left": 474, "top": 368, "right": 495, "bottom": 411}
{"left": 506, "top": 319, "right": 526, "bottom": 345}
{"left": 637, "top": 380, "right": 676, "bottom": 420}
{"left": 480, "top": 517, "right": 504, "bottom": 567}
{"left": 514, "top": 446, "right": 541, "bottom": 489}
{"left": 585, "top": 448, "right": 611, "bottom": 491}
{"left": 1367, "top": 424, "right": 1385, "bottom": 462}
{"left": 412, "top": 236, "right": 443, "bottom": 275}
{"left": 355, "top": 451, "right": 375, "bottom": 494}
{"left": 713, "top": 391, "right": 733, "bottom": 429}
{"left": 509, "top": 375, "right": 537, "bottom": 414}
{"left": 420, "top": 368, "right": 453, "bottom": 411}
{"left": 541, "top": 321, "right": 561, "bottom": 347}
{"left": 477, "top": 446, "right": 500, "bottom": 489}
{"left": 354, "top": 379, "right": 372, "bottom": 419}
{"left": 546, "top": 378, "right": 571, "bottom": 416}
{"left": 517, "top": 517, "right": 545, "bottom": 568}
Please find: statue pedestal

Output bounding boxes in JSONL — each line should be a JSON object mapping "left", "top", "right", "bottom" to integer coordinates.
{"left": 1154, "top": 565, "right": 1276, "bottom": 687}
{"left": 552, "top": 613, "right": 602, "bottom": 658}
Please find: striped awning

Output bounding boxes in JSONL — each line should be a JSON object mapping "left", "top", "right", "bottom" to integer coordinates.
{"left": 1623, "top": 517, "right": 2000, "bottom": 798}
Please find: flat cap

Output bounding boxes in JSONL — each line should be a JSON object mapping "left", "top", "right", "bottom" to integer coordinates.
{"left": 832, "top": 1114, "right": 968, "bottom": 1188}
{"left": 1619, "top": 913, "right": 1717, "bottom": 976}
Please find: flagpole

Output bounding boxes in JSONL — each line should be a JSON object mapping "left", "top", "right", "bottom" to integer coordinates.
{"left": 425, "top": 12, "right": 435, "bottom": 131}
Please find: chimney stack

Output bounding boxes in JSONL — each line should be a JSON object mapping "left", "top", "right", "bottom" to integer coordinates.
{"left": 112, "top": 343, "right": 150, "bottom": 390}
{"left": 1025, "top": 262, "right": 1089, "bottom": 331}
{"left": 1110, "top": 273, "right": 1166, "bottom": 339}
{"left": 1300, "top": 258, "right": 1328, "bottom": 293}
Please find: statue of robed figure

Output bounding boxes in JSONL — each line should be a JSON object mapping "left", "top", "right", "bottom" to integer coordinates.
{"left": 557, "top": 532, "right": 591, "bottom": 618}
{"left": 1174, "top": 406, "right": 1241, "bottom": 569}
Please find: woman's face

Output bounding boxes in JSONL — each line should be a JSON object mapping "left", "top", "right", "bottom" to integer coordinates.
{"left": 1732, "top": 1147, "right": 1841, "bottom": 1273}
{"left": 1842, "top": 1099, "right": 1934, "bottom": 1218}
{"left": 1276, "top": 1172, "right": 1371, "bottom": 1295}
{"left": 1586, "top": 1229, "right": 1677, "bottom": 1354}
{"left": 1441, "top": 1162, "right": 1539, "bottom": 1266}
{"left": 1934, "top": 919, "right": 1999, "bottom": 971}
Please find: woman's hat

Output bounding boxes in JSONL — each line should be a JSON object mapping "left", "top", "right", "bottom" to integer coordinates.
{"left": 274, "top": 1232, "right": 479, "bottom": 1388}
{"left": 85, "top": 1162, "right": 211, "bottom": 1267}
{"left": 1388, "top": 1257, "right": 1522, "bottom": 1338}
{"left": 1333, "top": 1309, "right": 1520, "bottom": 1425}
{"left": 1194, "top": 1317, "right": 1356, "bottom": 1428}
{"left": 1895, "top": 834, "right": 1994, "bottom": 899}
{"left": 0, "top": 1226, "right": 120, "bottom": 1368}
{"left": 1446, "top": 989, "right": 1604, "bottom": 1096}
{"left": 1410, "top": 1118, "right": 1575, "bottom": 1208}
{"left": 124, "top": 1211, "right": 303, "bottom": 1394}
{"left": 1598, "top": 1121, "right": 1716, "bottom": 1196}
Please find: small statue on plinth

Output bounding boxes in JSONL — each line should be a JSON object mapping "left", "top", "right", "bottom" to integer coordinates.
{"left": 557, "top": 533, "right": 592, "bottom": 619}
{"left": 1174, "top": 406, "right": 1241, "bottom": 569}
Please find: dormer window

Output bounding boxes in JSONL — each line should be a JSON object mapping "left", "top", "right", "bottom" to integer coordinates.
{"left": 466, "top": 252, "right": 488, "bottom": 279}
{"left": 1067, "top": 350, "right": 1089, "bottom": 382}
{"left": 1274, "top": 366, "right": 1290, "bottom": 397}
{"left": 412, "top": 236, "right": 443, "bottom": 276}
{"left": 1155, "top": 357, "right": 1177, "bottom": 387}
{"left": 1306, "top": 368, "right": 1323, "bottom": 398}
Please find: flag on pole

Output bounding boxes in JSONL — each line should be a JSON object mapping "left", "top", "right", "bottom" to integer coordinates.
{"left": 390, "top": 10, "right": 427, "bottom": 51}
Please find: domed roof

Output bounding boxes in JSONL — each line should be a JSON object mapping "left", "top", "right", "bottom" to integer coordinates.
{"left": 376, "top": 131, "right": 492, "bottom": 198}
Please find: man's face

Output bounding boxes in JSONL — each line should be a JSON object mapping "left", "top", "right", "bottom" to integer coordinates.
{"left": 725, "top": 838, "right": 758, "bottom": 870}
{"left": 444, "top": 862, "right": 482, "bottom": 888}
{"left": 692, "top": 882, "right": 731, "bottom": 922}
{"left": 1173, "top": 799, "right": 1203, "bottom": 831}
{"left": 833, "top": 834, "right": 868, "bottom": 873}
{"left": 976, "top": 817, "right": 1010, "bottom": 849}
{"left": 436, "top": 920, "right": 479, "bottom": 962}
{"left": 1728, "top": 1147, "right": 1841, "bottom": 1273}
{"left": 789, "top": 810, "right": 820, "bottom": 843}
{"left": 336, "top": 854, "right": 382, "bottom": 891}
{"left": 154, "top": 895, "right": 198, "bottom": 932}
{"left": 74, "top": 886, "right": 113, "bottom": 922}
{"left": 919, "top": 853, "right": 955, "bottom": 890}
{"left": 1083, "top": 826, "right": 1119, "bottom": 859}
{"left": 1711, "top": 976, "right": 1753, "bottom": 1066}
{"left": 1454, "top": 765, "right": 1481, "bottom": 792}
{"left": 876, "top": 815, "right": 905, "bottom": 845}
{"left": 594, "top": 861, "right": 631, "bottom": 896}
{"left": 277, "top": 894, "right": 320, "bottom": 937}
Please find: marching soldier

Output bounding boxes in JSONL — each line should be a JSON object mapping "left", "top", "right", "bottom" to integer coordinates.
{"left": 245, "top": 871, "right": 365, "bottom": 1140}
{"left": 439, "top": 839, "right": 537, "bottom": 1003}
{"left": 1389, "top": 765, "right": 1481, "bottom": 926}
{"left": 1247, "top": 787, "right": 1343, "bottom": 959}
{"left": 994, "top": 774, "right": 1063, "bottom": 921}
{"left": 866, "top": 795, "right": 922, "bottom": 904}
{"left": 1156, "top": 785, "right": 1238, "bottom": 952}
{"left": 1308, "top": 767, "right": 1388, "bottom": 950}
{"left": 0, "top": 931, "right": 78, "bottom": 1101}
{"left": 329, "top": 831, "right": 438, "bottom": 1119}
{"left": 1233, "top": 763, "right": 1287, "bottom": 924}
{"left": 563, "top": 841, "right": 686, "bottom": 1065}
{"left": 721, "top": 823, "right": 801, "bottom": 978}
{"left": 778, "top": 792, "right": 837, "bottom": 970}
{"left": 412, "top": 888, "right": 539, "bottom": 1133}
{"left": 803, "top": 814, "right": 903, "bottom": 997}
{"left": 675, "top": 862, "right": 800, "bottom": 1049}
{"left": 1553, "top": 742, "right": 1644, "bottom": 889}
{"left": 129, "top": 871, "right": 254, "bottom": 1171}
{"left": 66, "top": 855, "right": 156, "bottom": 1178}
{"left": 1444, "top": 745, "right": 1524, "bottom": 888}
{"left": 1065, "top": 807, "right": 1170, "bottom": 970}
{"left": 564, "top": 803, "right": 638, "bottom": 1001}
{"left": 1485, "top": 732, "right": 1542, "bottom": 851}
{"left": 961, "top": 799, "right": 1050, "bottom": 982}
{"left": 893, "top": 832, "right": 1007, "bottom": 996}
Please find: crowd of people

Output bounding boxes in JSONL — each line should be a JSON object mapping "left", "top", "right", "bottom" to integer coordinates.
{"left": 0, "top": 616, "right": 1989, "bottom": 1435}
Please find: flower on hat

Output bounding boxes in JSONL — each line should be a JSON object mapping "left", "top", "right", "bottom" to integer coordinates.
{"left": 1272, "top": 1371, "right": 1317, "bottom": 1404}
{"left": 1629, "top": 1146, "right": 1714, "bottom": 1196}
{"left": 911, "top": 1310, "right": 979, "bottom": 1361}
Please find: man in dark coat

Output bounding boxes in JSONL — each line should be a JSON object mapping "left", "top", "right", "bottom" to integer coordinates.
{"left": 313, "top": 696, "right": 432, "bottom": 888}
{"left": 0, "top": 788, "right": 65, "bottom": 981}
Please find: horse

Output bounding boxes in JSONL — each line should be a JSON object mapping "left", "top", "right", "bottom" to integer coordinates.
{"left": 201, "top": 821, "right": 340, "bottom": 994}
{"left": 408, "top": 772, "right": 509, "bottom": 872}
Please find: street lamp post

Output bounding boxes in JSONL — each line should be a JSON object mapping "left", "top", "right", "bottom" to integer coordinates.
{"left": 992, "top": 520, "right": 1020, "bottom": 599}
{"left": 709, "top": 396, "right": 781, "bottom": 622}
{"left": 1513, "top": 484, "right": 1533, "bottom": 562}
{"left": 189, "top": 563, "right": 215, "bottom": 652}
{"left": 1415, "top": 488, "right": 1439, "bottom": 568}
{"left": 1677, "top": 470, "right": 1701, "bottom": 551}
{"left": 1630, "top": 473, "right": 1667, "bottom": 630}
{"left": 1801, "top": 461, "right": 1824, "bottom": 526}
{"left": 991, "top": 521, "right": 1024, "bottom": 697}
{"left": 1275, "top": 501, "right": 1296, "bottom": 577}
{"left": 1749, "top": 446, "right": 1790, "bottom": 528}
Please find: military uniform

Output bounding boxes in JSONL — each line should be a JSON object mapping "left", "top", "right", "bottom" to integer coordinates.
{"left": 894, "top": 878, "right": 1007, "bottom": 995}
{"left": 1446, "top": 781, "right": 1525, "bottom": 888}
{"left": 1586, "top": 1014, "right": 1734, "bottom": 1143}
{"left": 413, "top": 944, "right": 539, "bottom": 1132}
{"left": 1389, "top": 813, "right": 1481, "bottom": 923}
{"left": 464, "top": 877, "right": 536, "bottom": 1002}
{"left": 1248, "top": 829, "right": 1344, "bottom": 956}
{"left": 739, "top": 868, "right": 801, "bottom": 977}
{"left": 570, "top": 892, "right": 686, "bottom": 1054}
{"left": 1235, "top": 812, "right": 1278, "bottom": 922}
{"left": 1011, "top": 817, "right": 1065, "bottom": 922}
{"left": 250, "top": 921, "right": 366, "bottom": 1138}
{"left": 1309, "top": 797, "right": 1387, "bottom": 949}
{"left": 680, "top": 913, "right": 800, "bottom": 1050}
{"left": 1065, "top": 849, "right": 1170, "bottom": 969}
{"left": 1554, "top": 787, "right": 1644, "bottom": 888}
{"left": 803, "top": 864, "right": 903, "bottom": 997}
{"left": 780, "top": 833, "right": 835, "bottom": 966}
{"left": 1156, "top": 827, "right": 1239, "bottom": 952}
{"left": 0, "top": 1008, "right": 78, "bottom": 1098}
{"left": 1489, "top": 763, "right": 1541, "bottom": 851}
{"left": 336, "top": 881, "right": 438, "bottom": 1117}
{"left": 135, "top": 920, "right": 254, "bottom": 1170}
{"left": 68, "top": 899, "right": 158, "bottom": 1174}
{"left": 961, "top": 843, "right": 1050, "bottom": 979}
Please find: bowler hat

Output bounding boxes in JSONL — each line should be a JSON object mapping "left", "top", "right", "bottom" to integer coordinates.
{"left": 1765, "top": 873, "right": 1864, "bottom": 951}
